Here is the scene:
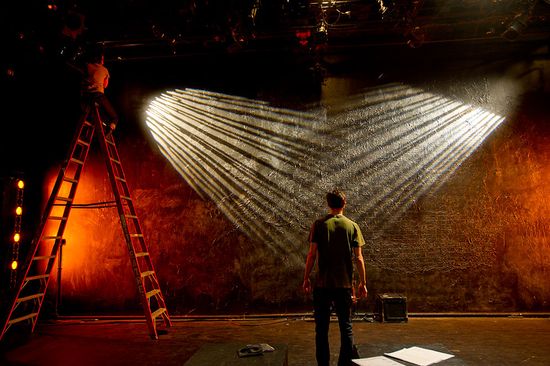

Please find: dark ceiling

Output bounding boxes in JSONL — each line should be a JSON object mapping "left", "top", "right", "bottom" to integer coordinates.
{"left": 2, "top": 1, "right": 550, "bottom": 182}
{"left": 3, "top": 0, "right": 550, "bottom": 67}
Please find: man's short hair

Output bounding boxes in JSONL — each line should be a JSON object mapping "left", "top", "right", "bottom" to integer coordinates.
{"left": 85, "top": 44, "right": 105, "bottom": 64}
{"left": 326, "top": 189, "right": 346, "bottom": 209}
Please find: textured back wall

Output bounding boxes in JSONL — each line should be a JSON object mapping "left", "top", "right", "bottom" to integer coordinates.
{"left": 44, "top": 54, "right": 550, "bottom": 315}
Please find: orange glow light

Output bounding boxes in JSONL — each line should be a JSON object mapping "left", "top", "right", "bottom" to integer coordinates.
{"left": 16, "top": 206, "right": 23, "bottom": 215}
{"left": 17, "top": 180, "right": 24, "bottom": 189}
{"left": 11, "top": 261, "right": 18, "bottom": 270}
{"left": 13, "top": 233, "right": 20, "bottom": 243}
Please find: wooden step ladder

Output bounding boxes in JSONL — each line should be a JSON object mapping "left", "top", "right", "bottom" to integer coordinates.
{"left": 0, "top": 104, "right": 171, "bottom": 341}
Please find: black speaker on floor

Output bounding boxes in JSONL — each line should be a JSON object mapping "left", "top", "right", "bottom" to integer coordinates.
{"left": 374, "top": 293, "right": 408, "bottom": 323}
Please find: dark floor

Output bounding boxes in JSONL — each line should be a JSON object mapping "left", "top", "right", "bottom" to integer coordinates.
{"left": 1, "top": 315, "right": 550, "bottom": 365}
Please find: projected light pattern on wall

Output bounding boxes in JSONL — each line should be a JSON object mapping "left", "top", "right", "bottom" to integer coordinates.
{"left": 146, "top": 84, "right": 505, "bottom": 269}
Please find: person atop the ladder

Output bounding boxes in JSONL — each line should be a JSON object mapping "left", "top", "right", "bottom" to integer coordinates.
{"left": 81, "top": 44, "right": 118, "bottom": 133}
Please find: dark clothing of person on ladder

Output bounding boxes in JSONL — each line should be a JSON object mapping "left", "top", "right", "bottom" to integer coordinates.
{"left": 81, "top": 46, "right": 118, "bottom": 133}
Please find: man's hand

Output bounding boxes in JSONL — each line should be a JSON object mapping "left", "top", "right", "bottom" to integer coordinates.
{"left": 302, "top": 278, "right": 312, "bottom": 295}
{"left": 356, "top": 284, "right": 368, "bottom": 299}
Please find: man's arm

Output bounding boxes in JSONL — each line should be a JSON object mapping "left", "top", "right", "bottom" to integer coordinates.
{"left": 353, "top": 246, "right": 368, "bottom": 298}
{"left": 103, "top": 75, "right": 109, "bottom": 90}
{"left": 302, "top": 242, "right": 317, "bottom": 294}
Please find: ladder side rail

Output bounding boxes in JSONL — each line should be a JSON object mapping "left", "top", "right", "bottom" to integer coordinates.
{"left": 1, "top": 112, "right": 95, "bottom": 340}
{"left": 104, "top": 133, "right": 169, "bottom": 318}
{"left": 94, "top": 107, "right": 169, "bottom": 339}
{"left": 92, "top": 108, "right": 160, "bottom": 338}
{"left": 26, "top": 112, "right": 94, "bottom": 271}
{"left": 103, "top": 133, "right": 171, "bottom": 328}
{"left": 24, "top": 113, "right": 95, "bottom": 282}
{"left": 27, "top": 238, "right": 62, "bottom": 333}
{"left": 93, "top": 111, "right": 144, "bottom": 282}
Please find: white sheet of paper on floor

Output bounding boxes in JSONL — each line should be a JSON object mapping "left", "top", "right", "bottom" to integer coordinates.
{"left": 384, "top": 346, "right": 454, "bottom": 366}
{"left": 352, "top": 355, "right": 407, "bottom": 366}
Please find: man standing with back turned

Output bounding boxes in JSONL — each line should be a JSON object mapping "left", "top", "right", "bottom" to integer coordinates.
{"left": 303, "top": 190, "right": 368, "bottom": 366}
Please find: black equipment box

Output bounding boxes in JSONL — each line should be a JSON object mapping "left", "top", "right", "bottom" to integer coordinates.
{"left": 375, "top": 293, "right": 408, "bottom": 322}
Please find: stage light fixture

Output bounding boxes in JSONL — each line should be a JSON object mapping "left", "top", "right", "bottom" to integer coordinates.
{"left": 16, "top": 206, "right": 22, "bottom": 215}
{"left": 13, "top": 233, "right": 20, "bottom": 243}
{"left": 502, "top": 13, "right": 529, "bottom": 41}
{"left": 11, "top": 261, "right": 18, "bottom": 270}
{"left": 377, "top": 0, "right": 388, "bottom": 15}
{"left": 17, "top": 180, "right": 24, "bottom": 189}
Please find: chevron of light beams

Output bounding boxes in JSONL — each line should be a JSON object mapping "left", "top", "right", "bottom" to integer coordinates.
{"left": 145, "top": 84, "right": 504, "bottom": 270}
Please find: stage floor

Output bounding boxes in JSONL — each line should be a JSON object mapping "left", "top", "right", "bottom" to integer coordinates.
{"left": 1, "top": 316, "right": 550, "bottom": 365}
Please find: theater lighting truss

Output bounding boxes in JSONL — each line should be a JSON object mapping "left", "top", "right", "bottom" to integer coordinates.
{"left": 145, "top": 84, "right": 505, "bottom": 267}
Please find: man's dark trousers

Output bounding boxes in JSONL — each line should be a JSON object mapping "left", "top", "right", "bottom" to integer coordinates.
{"left": 313, "top": 287, "right": 354, "bottom": 366}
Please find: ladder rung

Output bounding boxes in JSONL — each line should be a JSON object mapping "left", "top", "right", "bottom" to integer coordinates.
{"left": 63, "top": 177, "right": 78, "bottom": 184}
{"left": 7, "top": 312, "right": 39, "bottom": 326}
{"left": 26, "top": 274, "right": 49, "bottom": 281}
{"left": 77, "top": 139, "right": 90, "bottom": 147}
{"left": 48, "top": 216, "right": 67, "bottom": 221}
{"left": 110, "top": 158, "right": 121, "bottom": 165}
{"left": 16, "top": 293, "right": 45, "bottom": 303}
{"left": 106, "top": 139, "right": 115, "bottom": 146}
{"left": 33, "top": 255, "right": 56, "bottom": 261}
{"left": 70, "top": 158, "right": 84, "bottom": 165}
{"left": 125, "top": 214, "right": 138, "bottom": 219}
{"left": 151, "top": 307, "right": 166, "bottom": 319}
{"left": 84, "top": 120, "right": 93, "bottom": 126}
{"left": 43, "top": 235, "right": 62, "bottom": 240}
{"left": 146, "top": 289, "right": 160, "bottom": 299}
{"left": 55, "top": 196, "right": 73, "bottom": 202}
{"left": 120, "top": 196, "right": 132, "bottom": 201}
{"left": 140, "top": 271, "right": 155, "bottom": 278}
{"left": 115, "top": 176, "right": 127, "bottom": 183}
{"left": 135, "top": 252, "right": 149, "bottom": 257}
{"left": 130, "top": 234, "right": 144, "bottom": 238}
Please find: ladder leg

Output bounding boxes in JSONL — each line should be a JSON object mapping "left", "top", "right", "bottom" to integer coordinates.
{"left": 92, "top": 106, "right": 171, "bottom": 340}
{"left": 1, "top": 109, "right": 96, "bottom": 341}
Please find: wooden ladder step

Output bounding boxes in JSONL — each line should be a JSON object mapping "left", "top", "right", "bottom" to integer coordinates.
{"left": 140, "top": 271, "right": 155, "bottom": 278}
{"left": 43, "top": 235, "right": 62, "bottom": 240}
{"left": 63, "top": 177, "right": 78, "bottom": 184}
{"left": 7, "top": 313, "right": 39, "bottom": 326}
{"left": 70, "top": 158, "right": 84, "bottom": 165}
{"left": 130, "top": 234, "right": 144, "bottom": 238}
{"left": 26, "top": 274, "right": 49, "bottom": 281}
{"left": 16, "top": 293, "right": 45, "bottom": 303}
{"left": 55, "top": 196, "right": 73, "bottom": 202}
{"left": 77, "top": 139, "right": 90, "bottom": 147}
{"left": 135, "top": 252, "right": 149, "bottom": 257}
{"left": 146, "top": 289, "right": 160, "bottom": 299}
{"left": 33, "top": 255, "right": 56, "bottom": 261}
{"left": 151, "top": 307, "right": 166, "bottom": 319}
{"left": 48, "top": 216, "right": 67, "bottom": 221}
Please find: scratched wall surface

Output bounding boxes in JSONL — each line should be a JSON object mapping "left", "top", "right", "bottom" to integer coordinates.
{"left": 49, "top": 57, "right": 550, "bottom": 315}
